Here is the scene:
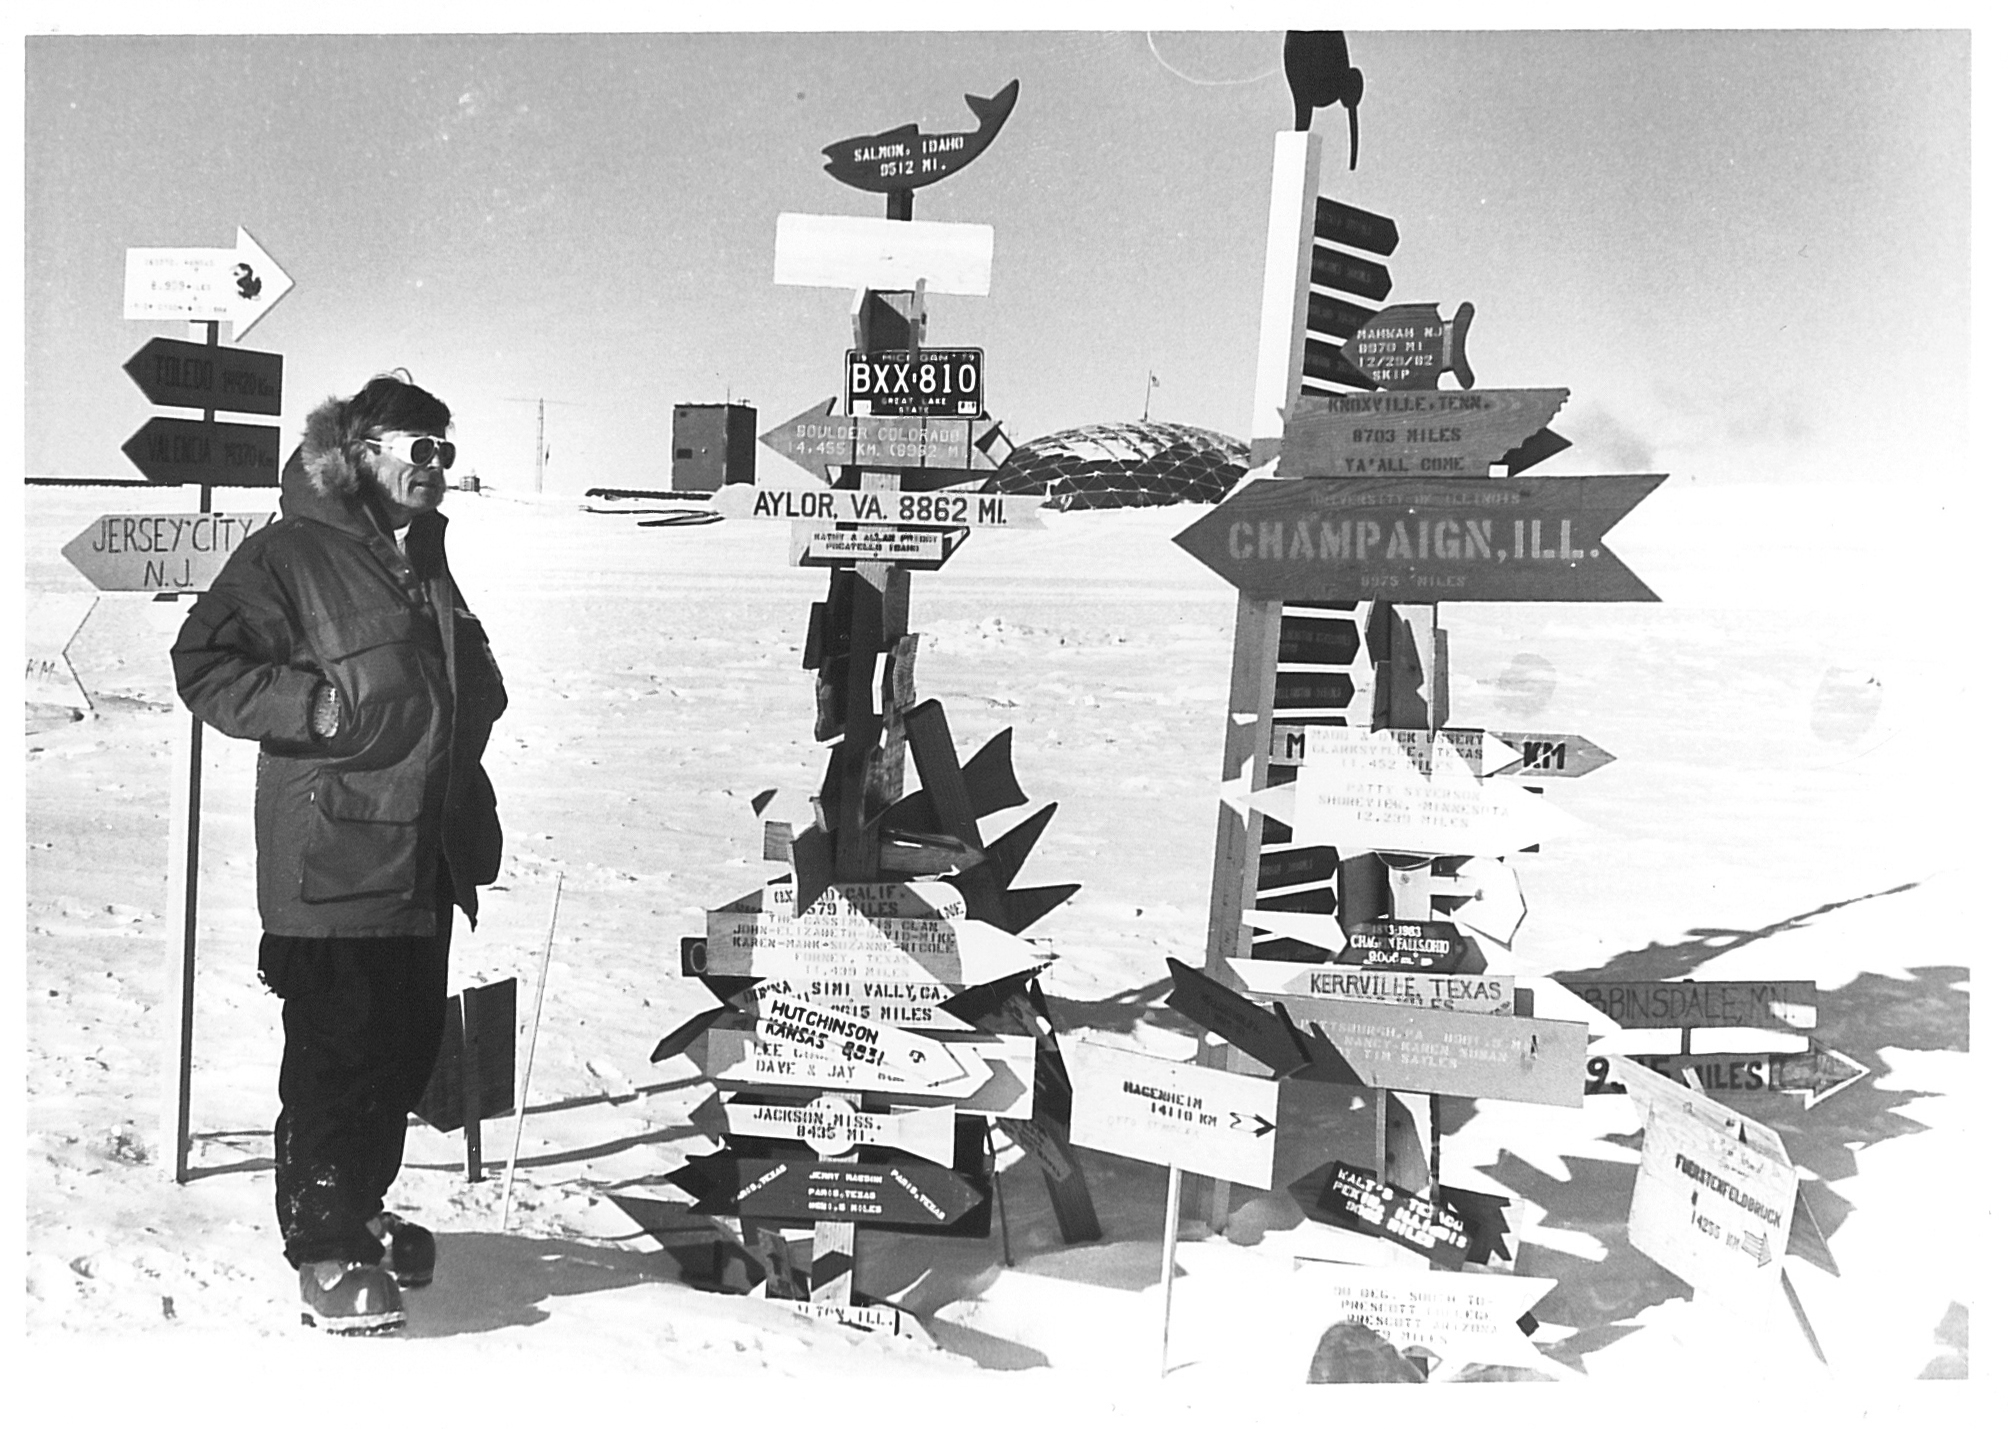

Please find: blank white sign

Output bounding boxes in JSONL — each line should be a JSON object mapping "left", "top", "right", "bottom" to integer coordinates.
{"left": 774, "top": 213, "right": 994, "bottom": 295}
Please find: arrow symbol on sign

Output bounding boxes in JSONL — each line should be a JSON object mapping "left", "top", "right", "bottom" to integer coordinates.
{"left": 1229, "top": 1110, "right": 1277, "bottom": 1137}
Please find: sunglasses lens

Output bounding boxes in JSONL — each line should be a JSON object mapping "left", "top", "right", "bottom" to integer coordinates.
{"left": 432, "top": 440, "right": 455, "bottom": 470}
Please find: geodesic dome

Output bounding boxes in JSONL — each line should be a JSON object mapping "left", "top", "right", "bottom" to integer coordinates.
{"left": 981, "top": 421, "right": 1248, "bottom": 510}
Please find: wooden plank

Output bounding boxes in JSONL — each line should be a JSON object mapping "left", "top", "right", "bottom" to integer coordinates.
{"left": 1064, "top": 1038, "right": 1280, "bottom": 1190}
{"left": 1172, "top": 474, "right": 1666, "bottom": 604}
{"left": 774, "top": 213, "right": 993, "bottom": 295}
{"left": 1556, "top": 978, "right": 1817, "bottom": 1031}
{"left": 1225, "top": 959, "right": 1513, "bottom": 1015}
{"left": 1280, "top": 388, "right": 1569, "bottom": 480}
{"left": 1276, "top": 996, "right": 1588, "bottom": 1106}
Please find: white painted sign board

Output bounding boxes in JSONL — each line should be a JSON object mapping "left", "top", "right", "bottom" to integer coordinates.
{"left": 1064, "top": 1037, "right": 1279, "bottom": 1189}
{"left": 1224, "top": 959, "right": 1515, "bottom": 1015}
{"left": 1247, "top": 724, "right": 1584, "bottom": 857}
{"left": 1616, "top": 1056, "right": 1796, "bottom": 1295}
{"left": 123, "top": 227, "right": 294, "bottom": 337}
{"left": 774, "top": 213, "right": 994, "bottom": 295}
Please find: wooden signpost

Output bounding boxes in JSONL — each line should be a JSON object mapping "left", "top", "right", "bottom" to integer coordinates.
{"left": 1061, "top": 1036, "right": 1281, "bottom": 1377}
{"left": 650, "top": 89, "right": 1098, "bottom": 1334}
{"left": 117, "top": 233, "right": 294, "bottom": 1182}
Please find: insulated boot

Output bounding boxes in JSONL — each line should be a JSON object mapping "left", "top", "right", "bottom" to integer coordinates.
{"left": 299, "top": 1259, "right": 405, "bottom": 1335}
{"left": 367, "top": 1211, "right": 436, "bottom": 1289}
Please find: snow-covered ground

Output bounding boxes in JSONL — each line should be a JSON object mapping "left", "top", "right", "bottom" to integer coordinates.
{"left": 20, "top": 478, "right": 1975, "bottom": 1410}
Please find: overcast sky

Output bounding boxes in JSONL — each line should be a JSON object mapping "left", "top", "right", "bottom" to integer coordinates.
{"left": 18, "top": 16, "right": 1975, "bottom": 494}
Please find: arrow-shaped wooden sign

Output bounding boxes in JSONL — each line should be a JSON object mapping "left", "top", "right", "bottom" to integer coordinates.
{"left": 1245, "top": 725, "right": 1585, "bottom": 858}
{"left": 62, "top": 511, "right": 276, "bottom": 593}
{"left": 1062, "top": 1036, "right": 1281, "bottom": 1190}
{"left": 688, "top": 1026, "right": 1035, "bottom": 1117}
{"left": 123, "top": 337, "right": 282, "bottom": 416}
{"left": 697, "top": 879, "right": 1053, "bottom": 989}
{"left": 1272, "top": 993, "right": 1588, "bottom": 1105}
{"left": 1269, "top": 723, "right": 1521, "bottom": 777}
{"left": 121, "top": 416, "right": 281, "bottom": 487}
{"left": 760, "top": 399, "right": 1009, "bottom": 480}
{"left": 695, "top": 1090, "right": 957, "bottom": 1164}
{"left": 668, "top": 1150, "right": 986, "bottom": 1230}
{"left": 1173, "top": 474, "right": 1664, "bottom": 604}
{"left": 123, "top": 226, "right": 294, "bottom": 337}
{"left": 1163, "top": 958, "right": 1314, "bottom": 1079}
{"left": 1590, "top": 1042, "right": 1867, "bottom": 1107}
{"left": 1559, "top": 978, "right": 1818, "bottom": 1032}
{"left": 1279, "top": 388, "right": 1568, "bottom": 479}
{"left": 1309, "top": 1160, "right": 1475, "bottom": 1269}
{"left": 712, "top": 482, "right": 1044, "bottom": 529}
{"left": 1295, "top": 1262, "right": 1565, "bottom": 1381}
{"left": 720, "top": 987, "right": 991, "bottom": 1094}
{"left": 1225, "top": 959, "right": 1515, "bottom": 1016}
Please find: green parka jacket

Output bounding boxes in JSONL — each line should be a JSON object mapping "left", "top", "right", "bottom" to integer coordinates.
{"left": 170, "top": 405, "right": 507, "bottom": 938}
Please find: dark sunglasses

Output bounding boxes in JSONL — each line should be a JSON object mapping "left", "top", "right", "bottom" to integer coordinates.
{"left": 367, "top": 433, "right": 456, "bottom": 470}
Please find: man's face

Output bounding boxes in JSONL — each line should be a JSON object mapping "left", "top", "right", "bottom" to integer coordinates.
{"left": 364, "top": 430, "right": 450, "bottom": 525}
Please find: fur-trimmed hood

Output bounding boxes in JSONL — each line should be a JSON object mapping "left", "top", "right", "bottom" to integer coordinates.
{"left": 298, "top": 392, "right": 368, "bottom": 498}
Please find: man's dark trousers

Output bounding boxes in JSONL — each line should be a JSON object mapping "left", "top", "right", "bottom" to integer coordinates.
{"left": 263, "top": 877, "right": 454, "bottom": 1269}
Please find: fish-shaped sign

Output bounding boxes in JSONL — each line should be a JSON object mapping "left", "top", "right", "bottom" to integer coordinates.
{"left": 823, "top": 80, "right": 1021, "bottom": 193}
{"left": 1343, "top": 302, "right": 1476, "bottom": 391}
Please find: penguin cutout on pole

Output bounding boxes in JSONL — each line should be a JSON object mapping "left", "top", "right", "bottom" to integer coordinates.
{"left": 1284, "top": 30, "right": 1365, "bottom": 167}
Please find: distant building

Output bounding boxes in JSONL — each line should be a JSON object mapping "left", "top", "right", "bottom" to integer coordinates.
{"left": 670, "top": 402, "right": 757, "bottom": 492}
{"left": 981, "top": 421, "right": 1248, "bottom": 510}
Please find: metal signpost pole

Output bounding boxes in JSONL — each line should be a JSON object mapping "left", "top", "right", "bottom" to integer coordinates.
{"left": 161, "top": 318, "right": 218, "bottom": 1183}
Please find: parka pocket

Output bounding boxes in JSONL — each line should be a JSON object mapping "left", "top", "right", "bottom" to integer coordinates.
{"left": 299, "top": 768, "right": 425, "bottom": 903}
{"left": 306, "top": 608, "right": 436, "bottom": 767}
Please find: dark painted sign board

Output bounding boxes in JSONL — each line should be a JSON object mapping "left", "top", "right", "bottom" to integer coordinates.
{"left": 1339, "top": 919, "right": 1467, "bottom": 971}
{"left": 415, "top": 979, "right": 517, "bottom": 1133}
{"left": 123, "top": 337, "right": 283, "bottom": 417}
{"left": 669, "top": 1151, "right": 987, "bottom": 1231}
{"left": 1342, "top": 302, "right": 1475, "bottom": 391}
{"left": 1173, "top": 475, "right": 1664, "bottom": 604}
{"left": 1314, "top": 1160, "right": 1470, "bottom": 1268}
{"left": 1280, "top": 388, "right": 1569, "bottom": 479}
{"left": 1313, "top": 198, "right": 1399, "bottom": 257}
{"left": 122, "top": 415, "right": 281, "bottom": 487}
{"left": 822, "top": 80, "right": 1019, "bottom": 193}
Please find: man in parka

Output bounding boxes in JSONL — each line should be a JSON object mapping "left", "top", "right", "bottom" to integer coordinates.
{"left": 172, "top": 372, "right": 508, "bottom": 1334}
